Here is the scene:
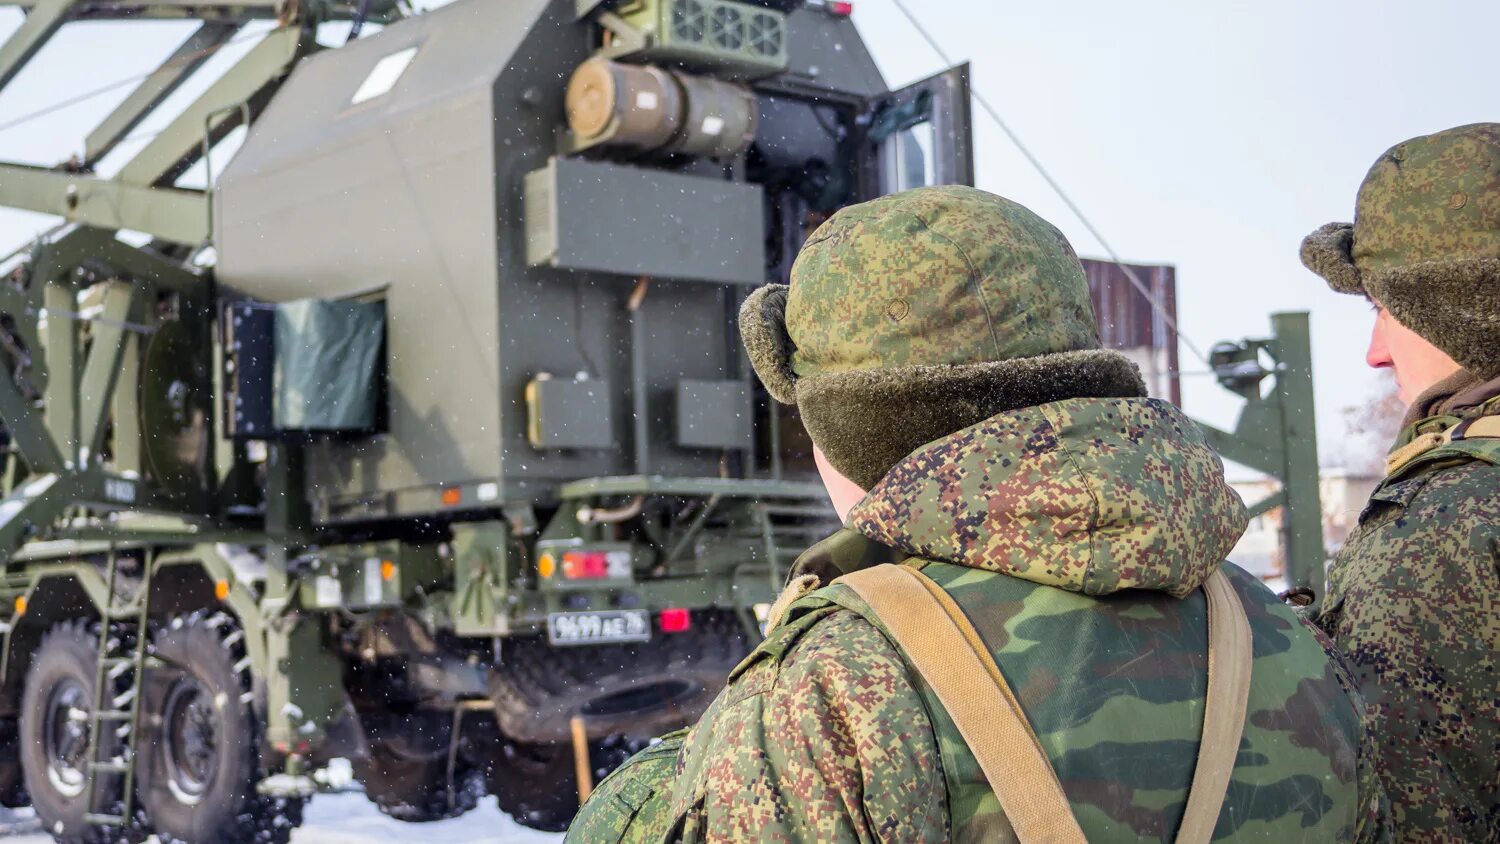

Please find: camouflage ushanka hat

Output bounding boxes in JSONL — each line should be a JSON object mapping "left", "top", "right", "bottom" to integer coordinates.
{"left": 1301, "top": 122, "right": 1500, "bottom": 379}
{"left": 740, "top": 186, "right": 1146, "bottom": 489}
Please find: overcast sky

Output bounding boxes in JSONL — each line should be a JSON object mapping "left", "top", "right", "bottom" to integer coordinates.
{"left": 0, "top": 1, "right": 1494, "bottom": 474}
{"left": 848, "top": 1, "right": 1499, "bottom": 469}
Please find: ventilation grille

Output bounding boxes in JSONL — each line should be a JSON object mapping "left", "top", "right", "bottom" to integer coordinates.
{"left": 747, "top": 11, "right": 782, "bottom": 57}
{"left": 666, "top": 0, "right": 786, "bottom": 67}
{"left": 671, "top": 0, "right": 708, "bottom": 42}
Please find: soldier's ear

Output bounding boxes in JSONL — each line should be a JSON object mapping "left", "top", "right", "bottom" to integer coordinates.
{"left": 1300, "top": 222, "right": 1364, "bottom": 294}
{"left": 740, "top": 284, "right": 799, "bottom": 404}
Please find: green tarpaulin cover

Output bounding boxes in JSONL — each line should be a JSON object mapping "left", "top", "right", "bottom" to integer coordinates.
{"left": 274, "top": 299, "right": 384, "bottom": 431}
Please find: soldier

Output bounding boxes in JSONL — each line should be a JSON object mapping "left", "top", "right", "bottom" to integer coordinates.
{"left": 570, "top": 186, "right": 1388, "bottom": 842}
{"left": 1300, "top": 122, "right": 1500, "bottom": 840}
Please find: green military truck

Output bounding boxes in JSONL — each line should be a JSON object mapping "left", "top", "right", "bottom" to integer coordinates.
{"left": 0, "top": 0, "right": 978, "bottom": 840}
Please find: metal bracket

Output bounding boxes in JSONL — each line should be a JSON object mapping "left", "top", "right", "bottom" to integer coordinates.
{"left": 1196, "top": 312, "right": 1324, "bottom": 595}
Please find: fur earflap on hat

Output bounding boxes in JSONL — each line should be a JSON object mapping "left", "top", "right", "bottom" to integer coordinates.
{"left": 1299, "top": 223, "right": 1363, "bottom": 295}
{"left": 738, "top": 285, "right": 797, "bottom": 404}
{"left": 794, "top": 352, "right": 1147, "bottom": 490}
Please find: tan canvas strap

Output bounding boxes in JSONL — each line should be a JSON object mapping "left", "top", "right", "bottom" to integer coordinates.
{"left": 837, "top": 564, "right": 1087, "bottom": 843}
{"left": 1457, "top": 414, "right": 1500, "bottom": 439}
{"left": 1177, "top": 569, "right": 1254, "bottom": 844}
{"left": 837, "top": 564, "right": 1253, "bottom": 844}
{"left": 1385, "top": 414, "right": 1500, "bottom": 476}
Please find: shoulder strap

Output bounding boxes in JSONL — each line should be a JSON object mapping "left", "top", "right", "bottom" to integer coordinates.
{"left": 1385, "top": 414, "right": 1500, "bottom": 476}
{"left": 1178, "top": 569, "right": 1254, "bottom": 843}
{"left": 836, "top": 564, "right": 1086, "bottom": 843}
{"left": 836, "top": 564, "right": 1252, "bottom": 844}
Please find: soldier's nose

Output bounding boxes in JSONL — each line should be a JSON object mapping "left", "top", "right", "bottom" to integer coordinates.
{"left": 1366, "top": 318, "right": 1393, "bottom": 370}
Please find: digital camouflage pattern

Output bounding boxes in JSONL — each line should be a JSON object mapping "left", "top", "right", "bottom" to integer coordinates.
{"left": 1301, "top": 122, "right": 1500, "bottom": 379}
{"left": 847, "top": 397, "right": 1246, "bottom": 599}
{"left": 569, "top": 397, "right": 1390, "bottom": 842}
{"left": 783, "top": 186, "right": 1098, "bottom": 376}
{"left": 1316, "top": 384, "right": 1500, "bottom": 841}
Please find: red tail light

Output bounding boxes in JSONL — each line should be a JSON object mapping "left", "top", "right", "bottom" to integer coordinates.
{"left": 561, "top": 551, "right": 608, "bottom": 579}
{"left": 829, "top": 1, "right": 854, "bottom": 16}
{"left": 558, "top": 549, "right": 632, "bottom": 580}
{"left": 659, "top": 608, "right": 692, "bottom": 633}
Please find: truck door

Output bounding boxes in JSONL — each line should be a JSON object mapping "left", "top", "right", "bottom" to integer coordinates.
{"left": 857, "top": 63, "right": 975, "bottom": 198}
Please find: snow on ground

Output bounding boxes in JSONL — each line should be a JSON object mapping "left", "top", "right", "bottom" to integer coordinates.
{"left": 0, "top": 795, "right": 563, "bottom": 843}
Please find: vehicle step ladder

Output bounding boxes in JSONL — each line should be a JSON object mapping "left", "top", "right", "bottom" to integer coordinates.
{"left": 753, "top": 501, "right": 838, "bottom": 593}
{"left": 81, "top": 548, "right": 151, "bottom": 829}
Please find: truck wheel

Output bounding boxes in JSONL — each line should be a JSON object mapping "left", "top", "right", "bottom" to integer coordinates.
{"left": 489, "top": 735, "right": 643, "bottom": 832}
{"left": 139, "top": 612, "right": 303, "bottom": 844}
{"left": 489, "top": 610, "right": 750, "bottom": 745}
{"left": 18, "top": 619, "right": 143, "bottom": 844}
{"left": 353, "top": 712, "right": 482, "bottom": 822}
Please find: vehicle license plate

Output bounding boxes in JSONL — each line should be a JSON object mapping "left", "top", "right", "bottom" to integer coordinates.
{"left": 547, "top": 610, "right": 651, "bottom": 646}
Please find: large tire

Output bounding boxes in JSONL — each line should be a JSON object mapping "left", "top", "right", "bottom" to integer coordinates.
{"left": 18, "top": 619, "right": 143, "bottom": 844}
{"left": 138, "top": 611, "right": 303, "bottom": 844}
{"left": 488, "top": 735, "right": 643, "bottom": 833}
{"left": 352, "top": 711, "right": 482, "bottom": 822}
{"left": 488, "top": 610, "right": 750, "bottom": 745}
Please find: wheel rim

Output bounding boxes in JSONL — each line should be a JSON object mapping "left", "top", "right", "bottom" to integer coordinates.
{"left": 161, "top": 679, "right": 218, "bottom": 806}
{"left": 42, "top": 678, "right": 89, "bottom": 799}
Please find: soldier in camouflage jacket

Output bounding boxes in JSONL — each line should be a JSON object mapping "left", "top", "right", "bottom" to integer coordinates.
{"left": 1302, "top": 123, "right": 1500, "bottom": 841}
{"left": 570, "top": 186, "right": 1389, "bottom": 842}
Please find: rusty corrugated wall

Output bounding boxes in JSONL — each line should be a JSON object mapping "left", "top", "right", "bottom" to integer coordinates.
{"left": 1081, "top": 259, "right": 1181, "bottom": 406}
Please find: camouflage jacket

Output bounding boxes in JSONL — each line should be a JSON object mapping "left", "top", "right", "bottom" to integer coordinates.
{"left": 570, "top": 398, "right": 1389, "bottom": 842}
{"left": 1315, "top": 383, "right": 1500, "bottom": 841}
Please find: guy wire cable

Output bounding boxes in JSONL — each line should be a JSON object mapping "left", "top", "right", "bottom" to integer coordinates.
{"left": 0, "top": 27, "right": 267, "bottom": 138}
{"left": 887, "top": 0, "right": 1212, "bottom": 366}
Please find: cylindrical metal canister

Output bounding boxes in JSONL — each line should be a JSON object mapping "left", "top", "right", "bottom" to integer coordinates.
{"left": 565, "top": 58, "right": 683, "bottom": 150}
{"left": 565, "top": 58, "right": 756, "bottom": 159}
{"left": 667, "top": 71, "right": 757, "bottom": 159}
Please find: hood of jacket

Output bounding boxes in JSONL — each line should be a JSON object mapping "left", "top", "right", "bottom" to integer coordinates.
{"left": 846, "top": 397, "right": 1248, "bottom": 599}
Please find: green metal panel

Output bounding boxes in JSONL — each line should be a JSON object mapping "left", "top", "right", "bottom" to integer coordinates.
{"left": 213, "top": 0, "right": 560, "bottom": 512}
{"left": 525, "top": 375, "right": 616, "bottom": 450}
{"left": 264, "top": 613, "right": 344, "bottom": 751}
{"left": 450, "top": 521, "right": 511, "bottom": 636}
{"left": 675, "top": 379, "right": 752, "bottom": 450}
{"left": 524, "top": 157, "right": 767, "bottom": 285}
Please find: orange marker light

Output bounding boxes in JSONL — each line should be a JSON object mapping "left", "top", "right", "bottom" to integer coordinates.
{"left": 537, "top": 553, "right": 556, "bottom": 579}
{"left": 13, "top": 596, "right": 25, "bottom": 616}
{"left": 214, "top": 580, "right": 231, "bottom": 601}
{"left": 380, "top": 560, "right": 397, "bottom": 582}
{"left": 441, "top": 487, "right": 462, "bottom": 506}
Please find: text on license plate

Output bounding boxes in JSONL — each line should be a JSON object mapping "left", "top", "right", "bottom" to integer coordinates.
{"left": 548, "top": 610, "right": 651, "bottom": 646}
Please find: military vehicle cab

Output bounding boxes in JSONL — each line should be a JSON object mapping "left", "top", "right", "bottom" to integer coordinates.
{"left": 0, "top": 0, "right": 972, "bottom": 838}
